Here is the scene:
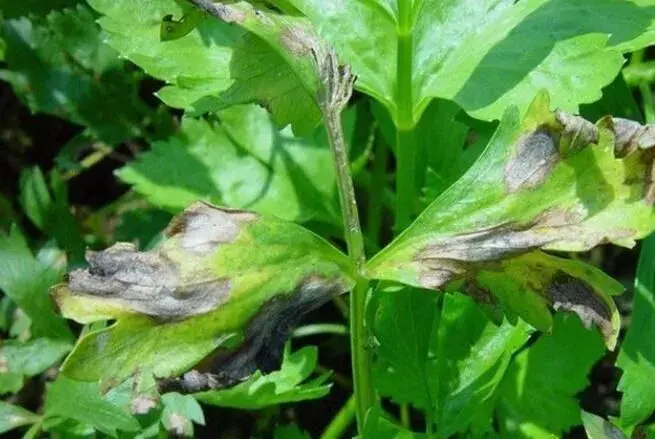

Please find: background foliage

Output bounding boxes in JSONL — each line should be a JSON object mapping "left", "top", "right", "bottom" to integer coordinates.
{"left": 2, "top": 0, "right": 655, "bottom": 438}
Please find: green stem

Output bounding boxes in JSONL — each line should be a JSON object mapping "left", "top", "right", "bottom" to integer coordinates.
{"left": 400, "top": 404, "right": 411, "bottom": 428}
{"left": 292, "top": 323, "right": 348, "bottom": 338}
{"left": 395, "top": 0, "right": 417, "bottom": 232}
{"left": 349, "top": 280, "right": 375, "bottom": 431}
{"left": 320, "top": 394, "right": 357, "bottom": 439}
{"left": 630, "top": 50, "right": 655, "bottom": 123}
{"left": 319, "top": 55, "right": 375, "bottom": 433}
{"left": 639, "top": 82, "right": 655, "bottom": 123}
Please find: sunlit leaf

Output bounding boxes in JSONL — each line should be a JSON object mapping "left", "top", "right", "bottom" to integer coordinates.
{"left": 53, "top": 202, "right": 354, "bottom": 387}
{"left": 288, "top": 0, "right": 655, "bottom": 125}
{"left": 118, "top": 105, "right": 342, "bottom": 224}
{"left": 367, "top": 92, "right": 655, "bottom": 348}
{"left": 88, "top": 0, "right": 330, "bottom": 135}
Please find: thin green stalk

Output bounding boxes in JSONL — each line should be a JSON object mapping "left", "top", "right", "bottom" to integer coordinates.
{"left": 292, "top": 323, "right": 348, "bottom": 338}
{"left": 630, "top": 50, "right": 655, "bottom": 123}
{"left": 639, "top": 82, "right": 655, "bottom": 123}
{"left": 318, "top": 52, "right": 375, "bottom": 434}
{"left": 400, "top": 404, "right": 411, "bottom": 428}
{"left": 320, "top": 394, "right": 357, "bottom": 439}
{"left": 349, "top": 280, "right": 375, "bottom": 431}
{"left": 395, "top": 0, "right": 417, "bottom": 232}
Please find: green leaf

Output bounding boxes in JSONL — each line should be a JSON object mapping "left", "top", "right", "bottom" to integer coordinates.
{"left": 367, "top": 92, "right": 655, "bottom": 348}
{"left": 195, "top": 346, "right": 331, "bottom": 409}
{"left": 0, "top": 227, "right": 72, "bottom": 340}
{"left": 118, "top": 105, "right": 341, "bottom": 224}
{"left": 372, "top": 287, "right": 531, "bottom": 436}
{"left": 274, "top": 423, "right": 311, "bottom": 439}
{"left": 289, "top": 0, "right": 655, "bottom": 125}
{"left": 44, "top": 376, "right": 140, "bottom": 437}
{"left": 19, "top": 167, "right": 85, "bottom": 262}
{"left": 582, "top": 411, "right": 627, "bottom": 439}
{"left": 0, "top": 338, "right": 71, "bottom": 383}
{"left": 496, "top": 314, "right": 605, "bottom": 438}
{"left": 0, "top": 401, "right": 40, "bottom": 435}
{"left": 0, "top": 0, "right": 81, "bottom": 19}
{"left": 361, "top": 405, "right": 425, "bottom": 439}
{"left": 53, "top": 202, "right": 354, "bottom": 386}
{"left": 88, "top": 0, "right": 328, "bottom": 135}
{"left": 617, "top": 233, "right": 655, "bottom": 427}
{"left": 0, "top": 6, "right": 146, "bottom": 144}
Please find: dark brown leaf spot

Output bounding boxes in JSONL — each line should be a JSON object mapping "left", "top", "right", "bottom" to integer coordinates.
{"left": 548, "top": 273, "right": 615, "bottom": 343}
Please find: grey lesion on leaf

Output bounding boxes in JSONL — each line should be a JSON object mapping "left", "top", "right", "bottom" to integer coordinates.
{"left": 65, "top": 202, "right": 254, "bottom": 321}
{"left": 609, "top": 117, "right": 655, "bottom": 203}
{"left": 548, "top": 273, "right": 615, "bottom": 342}
{"left": 165, "top": 201, "right": 256, "bottom": 256}
{"left": 504, "top": 110, "right": 598, "bottom": 194}
{"left": 504, "top": 128, "right": 559, "bottom": 193}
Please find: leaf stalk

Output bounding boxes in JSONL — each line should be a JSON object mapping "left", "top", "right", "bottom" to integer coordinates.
{"left": 316, "top": 50, "right": 375, "bottom": 433}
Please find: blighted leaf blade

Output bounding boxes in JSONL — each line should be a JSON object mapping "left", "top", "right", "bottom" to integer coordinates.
{"left": 367, "top": 92, "right": 647, "bottom": 347}
{"left": 54, "top": 202, "right": 354, "bottom": 388}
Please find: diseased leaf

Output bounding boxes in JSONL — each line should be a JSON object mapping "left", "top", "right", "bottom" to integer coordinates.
{"left": 0, "top": 227, "right": 72, "bottom": 341}
{"left": 88, "top": 0, "right": 329, "bottom": 134}
{"left": 53, "top": 201, "right": 354, "bottom": 387}
{"left": 161, "top": 392, "right": 204, "bottom": 437}
{"left": 44, "top": 376, "right": 140, "bottom": 437}
{"left": 289, "top": 0, "right": 655, "bottom": 125}
{"left": 367, "top": 92, "right": 655, "bottom": 347}
{"left": 194, "top": 346, "right": 331, "bottom": 409}
{"left": 372, "top": 287, "right": 531, "bottom": 437}
{"left": 0, "top": 401, "right": 40, "bottom": 435}
{"left": 617, "top": 233, "right": 655, "bottom": 427}
{"left": 582, "top": 411, "right": 627, "bottom": 439}
{"left": 496, "top": 314, "right": 605, "bottom": 438}
{"left": 0, "top": 6, "right": 146, "bottom": 144}
{"left": 118, "top": 105, "right": 342, "bottom": 224}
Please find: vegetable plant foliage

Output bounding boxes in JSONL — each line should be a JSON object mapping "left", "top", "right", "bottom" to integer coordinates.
{"left": 2, "top": 0, "right": 655, "bottom": 438}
